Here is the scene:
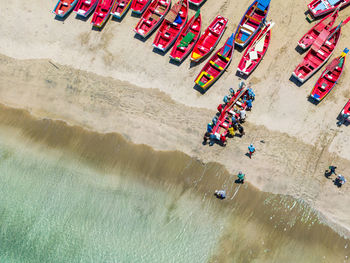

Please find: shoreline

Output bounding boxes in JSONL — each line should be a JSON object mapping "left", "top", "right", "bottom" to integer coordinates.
{"left": 0, "top": 54, "right": 350, "bottom": 239}
{"left": 0, "top": 103, "right": 349, "bottom": 261}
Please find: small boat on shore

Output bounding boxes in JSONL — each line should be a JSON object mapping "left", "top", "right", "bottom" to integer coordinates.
{"left": 308, "top": 0, "right": 350, "bottom": 18}
{"left": 134, "top": 0, "right": 171, "bottom": 38}
{"left": 194, "top": 34, "right": 234, "bottom": 90}
{"left": 169, "top": 10, "right": 201, "bottom": 62}
{"left": 298, "top": 9, "right": 338, "bottom": 50}
{"left": 234, "top": 0, "right": 270, "bottom": 49}
{"left": 310, "top": 48, "right": 348, "bottom": 102}
{"left": 292, "top": 24, "right": 342, "bottom": 83}
{"left": 91, "top": 0, "right": 115, "bottom": 27}
{"left": 237, "top": 21, "right": 274, "bottom": 77}
{"left": 153, "top": 0, "right": 189, "bottom": 52}
{"left": 190, "top": 15, "right": 228, "bottom": 62}
{"left": 189, "top": 0, "right": 205, "bottom": 6}
{"left": 130, "top": 0, "right": 151, "bottom": 14}
{"left": 341, "top": 99, "right": 350, "bottom": 117}
{"left": 53, "top": 0, "right": 79, "bottom": 17}
{"left": 74, "top": 0, "right": 98, "bottom": 17}
{"left": 111, "top": 0, "right": 132, "bottom": 19}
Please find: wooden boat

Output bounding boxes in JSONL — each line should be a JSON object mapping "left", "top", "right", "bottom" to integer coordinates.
{"left": 341, "top": 99, "right": 350, "bottom": 118}
{"left": 53, "top": 0, "right": 79, "bottom": 17}
{"left": 111, "top": 0, "right": 132, "bottom": 19}
{"left": 234, "top": 0, "right": 270, "bottom": 49}
{"left": 190, "top": 15, "right": 228, "bottom": 62}
{"left": 237, "top": 21, "right": 274, "bottom": 77}
{"left": 194, "top": 34, "right": 234, "bottom": 90}
{"left": 308, "top": 0, "right": 350, "bottom": 18}
{"left": 153, "top": 0, "right": 189, "bottom": 52}
{"left": 91, "top": 0, "right": 115, "bottom": 27}
{"left": 130, "top": 0, "right": 151, "bottom": 14}
{"left": 310, "top": 48, "right": 348, "bottom": 101}
{"left": 169, "top": 10, "right": 201, "bottom": 62}
{"left": 188, "top": 0, "right": 205, "bottom": 6}
{"left": 134, "top": 0, "right": 171, "bottom": 38}
{"left": 74, "top": 0, "right": 99, "bottom": 17}
{"left": 292, "top": 25, "right": 342, "bottom": 83}
{"left": 298, "top": 9, "right": 338, "bottom": 50}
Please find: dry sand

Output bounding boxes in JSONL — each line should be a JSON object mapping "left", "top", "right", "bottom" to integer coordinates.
{"left": 1, "top": 0, "right": 350, "bottom": 236}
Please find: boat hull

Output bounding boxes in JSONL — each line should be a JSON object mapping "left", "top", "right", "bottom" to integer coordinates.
{"left": 74, "top": 0, "right": 99, "bottom": 17}
{"left": 111, "top": 0, "right": 132, "bottom": 19}
{"left": 308, "top": 0, "right": 350, "bottom": 17}
{"left": 53, "top": 0, "right": 79, "bottom": 17}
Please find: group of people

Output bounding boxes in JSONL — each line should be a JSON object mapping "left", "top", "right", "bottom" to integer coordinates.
{"left": 326, "top": 166, "right": 346, "bottom": 188}
{"left": 203, "top": 81, "right": 255, "bottom": 147}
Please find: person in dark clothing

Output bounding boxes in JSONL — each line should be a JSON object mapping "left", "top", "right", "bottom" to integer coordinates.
{"left": 238, "top": 124, "right": 245, "bottom": 137}
{"left": 325, "top": 166, "right": 337, "bottom": 178}
{"left": 203, "top": 132, "right": 211, "bottom": 145}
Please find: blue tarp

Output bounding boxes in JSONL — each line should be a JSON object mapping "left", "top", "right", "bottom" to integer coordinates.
{"left": 223, "top": 34, "right": 234, "bottom": 56}
{"left": 257, "top": 0, "right": 271, "bottom": 11}
{"left": 174, "top": 14, "right": 182, "bottom": 24}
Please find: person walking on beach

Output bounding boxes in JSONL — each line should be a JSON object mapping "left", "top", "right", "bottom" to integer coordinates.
{"left": 237, "top": 171, "right": 245, "bottom": 184}
{"left": 248, "top": 144, "right": 255, "bottom": 159}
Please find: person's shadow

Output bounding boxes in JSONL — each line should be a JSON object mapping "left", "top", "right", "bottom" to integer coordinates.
{"left": 235, "top": 179, "right": 244, "bottom": 184}
{"left": 324, "top": 170, "right": 333, "bottom": 179}
{"left": 333, "top": 178, "right": 343, "bottom": 188}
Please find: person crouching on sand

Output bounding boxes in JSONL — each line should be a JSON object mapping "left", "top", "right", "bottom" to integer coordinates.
{"left": 237, "top": 171, "right": 245, "bottom": 184}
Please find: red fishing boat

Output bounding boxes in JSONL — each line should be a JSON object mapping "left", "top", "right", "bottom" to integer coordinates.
{"left": 310, "top": 48, "right": 348, "bottom": 101}
{"left": 308, "top": 0, "right": 350, "bottom": 18}
{"left": 111, "top": 0, "right": 132, "bottom": 19}
{"left": 189, "top": 0, "right": 205, "bottom": 6}
{"left": 292, "top": 24, "right": 342, "bottom": 83}
{"left": 190, "top": 15, "right": 228, "bottom": 62}
{"left": 234, "top": 0, "right": 270, "bottom": 49}
{"left": 134, "top": 0, "right": 171, "bottom": 38}
{"left": 53, "top": 0, "right": 79, "bottom": 17}
{"left": 91, "top": 0, "right": 115, "bottom": 27}
{"left": 341, "top": 99, "right": 350, "bottom": 117}
{"left": 130, "top": 0, "right": 151, "bottom": 14}
{"left": 169, "top": 10, "right": 201, "bottom": 62}
{"left": 153, "top": 0, "right": 189, "bottom": 52}
{"left": 194, "top": 34, "right": 234, "bottom": 90}
{"left": 74, "top": 0, "right": 98, "bottom": 17}
{"left": 298, "top": 9, "right": 338, "bottom": 50}
{"left": 237, "top": 21, "right": 274, "bottom": 77}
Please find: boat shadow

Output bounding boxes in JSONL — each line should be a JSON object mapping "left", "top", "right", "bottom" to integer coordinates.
{"left": 54, "top": 15, "right": 70, "bottom": 22}
{"left": 152, "top": 48, "right": 168, "bottom": 56}
{"left": 235, "top": 70, "right": 249, "bottom": 80}
{"left": 189, "top": 60, "right": 203, "bottom": 69}
{"left": 193, "top": 84, "right": 206, "bottom": 94}
{"left": 130, "top": 12, "right": 141, "bottom": 18}
{"left": 169, "top": 59, "right": 184, "bottom": 67}
{"left": 189, "top": 0, "right": 207, "bottom": 11}
{"left": 234, "top": 44, "right": 245, "bottom": 54}
{"left": 307, "top": 96, "right": 320, "bottom": 105}
{"left": 111, "top": 16, "right": 126, "bottom": 23}
{"left": 336, "top": 113, "right": 350, "bottom": 127}
{"left": 75, "top": 14, "right": 90, "bottom": 22}
{"left": 295, "top": 45, "right": 306, "bottom": 55}
{"left": 289, "top": 75, "right": 303, "bottom": 87}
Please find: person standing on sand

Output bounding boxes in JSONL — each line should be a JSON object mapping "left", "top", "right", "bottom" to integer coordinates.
{"left": 203, "top": 132, "right": 210, "bottom": 145}
{"left": 248, "top": 144, "right": 255, "bottom": 159}
{"left": 228, "top": 125, "right": 235, "bottom": 137}
{"left": 238, "top": 124, "right": 245, "bottom": 137}
{"left": 237, "top": 171, "right": 245, "bottom": 184}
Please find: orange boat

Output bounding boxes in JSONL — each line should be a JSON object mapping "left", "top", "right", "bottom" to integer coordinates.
{"left": 91, "top": 0, "right": 115, "bottom": 28}
{"left": 53, "top": 0, "right": 79, "bottom": 17}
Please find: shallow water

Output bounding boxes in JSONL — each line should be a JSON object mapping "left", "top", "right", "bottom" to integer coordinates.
{"left": 0, "top": 104, "right": 349, "bottom": 262}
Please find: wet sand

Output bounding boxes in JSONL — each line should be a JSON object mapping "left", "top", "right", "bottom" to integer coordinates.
{"left": 0, "top": 104, "right": 349, "bottom": 262}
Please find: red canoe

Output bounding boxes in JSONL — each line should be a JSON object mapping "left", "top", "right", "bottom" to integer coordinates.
{"left": 194, "top": 34, "right": 234, "bottom": 90}
{"left": 341, "top": 99, "right": 350, "bottom": 117}
{"left": 298, "top": 9, "right": 338, "bottom": 50}
{"left": 53, "top": 0, "right": 79, "bottom": 17}
{"left": 234, "top": 0, "right": 270, "bottom": 49}
{"left": 134, "top": 0, "right": 171, "bottom": 38}
{"left": 153, "top": 0, "right": 189, "bottom": 52}
{"left": 169, "top": 10, "right": 201, "bottom": 62}
{"left": 111, "top": 0, "right": 132, "bottom": 19}
{"left": 91, "top": 0, "right": 115, "bottom": 27}
{"left": 74, "top": 0, "right": 98, "bottom": 17}
{"left": 237, "top": 21, "right": 273, "bottom": 77}
{"left": 189, "top": 0, "right": 205, "bottom": 6}
{"left": 292, "top": 25, "right": 341, "bottom": 83}
{"left": 191, "top": 15, "right": 228, "bottom": 62}
{"left": 308, "top": 0, "right": 350, "bottom": 18}
{"left": 130, "top": 0, "right": 151, "bottom": 14}
{"left": 310, "top": 48, "right": 348, "bottom": 101}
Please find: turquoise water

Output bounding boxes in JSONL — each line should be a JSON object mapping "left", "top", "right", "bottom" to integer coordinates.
{"left": 0, "top": 143, "right": 223, "bottom": 262}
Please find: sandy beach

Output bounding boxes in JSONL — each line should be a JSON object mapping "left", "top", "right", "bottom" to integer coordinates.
{"left": 1, "top": 0, "right": 350, "bottom": 255}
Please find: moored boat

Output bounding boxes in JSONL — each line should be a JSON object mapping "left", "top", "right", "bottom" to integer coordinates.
{"left": 153, "top": 0, "right": 189, "bottom": 52}
{"left": 190, "top": 15, "right": 228, "bottom": 62}
{"left": 91, "top": 0, "right": 115, "bottom": 27}
{"left": 308, "top": 0, "right": 350, "bottom": 18}
{"left": 310, "top": 48, "right": 348, "bottom": 101}
{"left": 130, "top": 0, "right": 151, "bottom": 14}
{"left": 74, "top": 0, "right": 98, "bottom": 17}
{"left": 169, "top": 10, "right": 201, "bottom": 62}
{"left": 188, "top": 0, "right": 205, "bottom": 6}
{"left": 111, "top": 0, "right": 132, "bottom": 19}
{"left": 53, "top": 0, "right": 79, "bottom": 17}
{"left": 341, "top": 99, "right": 350, "bottom": 117}
{"left": 234, "top": 0, "right": 270, "bottom": 49}
{"left": 237, "top": 21, "right": 274, "bottom": 77}
{"left": 298, "top": 9, "right": 338, "bottom": 50}
{"left": 194, "top": 34, "right": 234, "bottom": 90}
{"left": 134, "top": 0, "right": 171, "bottom": 38}
{"left": 292, "top": 25, "right": 342, "bottom": 83}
